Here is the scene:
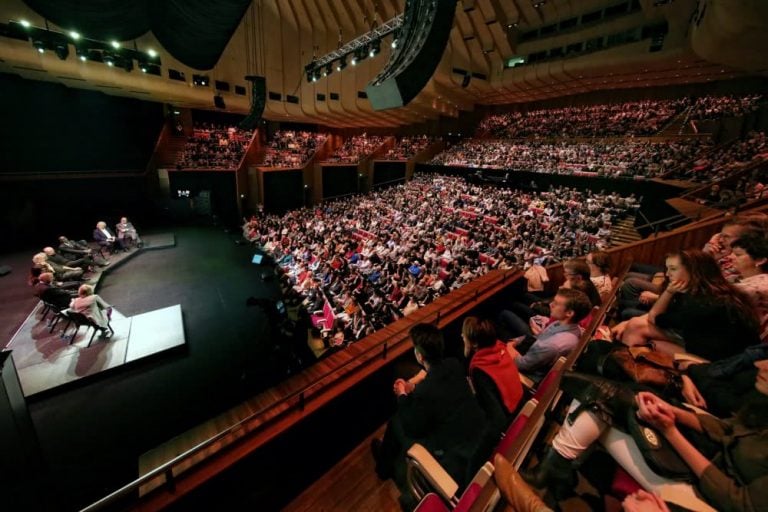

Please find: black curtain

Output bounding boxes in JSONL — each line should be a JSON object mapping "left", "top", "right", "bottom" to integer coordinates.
{"left": 23, "top": 0, "right": 251, "bottom": 70}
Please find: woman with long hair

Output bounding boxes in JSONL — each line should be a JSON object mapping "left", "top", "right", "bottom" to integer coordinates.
{"left": 614, "top": 249, "right": 759, "bottom": 361}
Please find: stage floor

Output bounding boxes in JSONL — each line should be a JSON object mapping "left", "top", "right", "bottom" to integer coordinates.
{"left": 5, "top": 234, "right": 185, "bottom": 397}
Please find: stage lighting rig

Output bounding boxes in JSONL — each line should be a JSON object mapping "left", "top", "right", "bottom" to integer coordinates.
{"left": 2, "top": 20, "right": 162, "bottom": 73}
{"left": 302, "top": 12, "right": 403, "bottom": 81}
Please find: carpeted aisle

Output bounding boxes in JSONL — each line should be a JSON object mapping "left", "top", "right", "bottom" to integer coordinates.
{"left": 24, "top": 226, "right": 287, "bottom": 510}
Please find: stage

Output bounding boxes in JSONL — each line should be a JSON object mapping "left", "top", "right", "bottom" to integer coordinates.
{"left": 5, "top": 234, "right": 185, "bottom": 396}
{"left": 0, "top": 226, "right": 286, "bottom": 511}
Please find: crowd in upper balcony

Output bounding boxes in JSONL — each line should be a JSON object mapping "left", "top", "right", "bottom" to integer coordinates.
{"left": 381, "top": 135, "right": 437, "bottom": 160}
{"left": 688, "top": 94, "right": 763, "bottom": 122}
{"left": 478, "top": 94, "right": 763, "bottom": 139}
{"left": 429, "top": 138, "right": 711, "bottom": 178}
{"left": 680, "top": 131, "right": 768, "bottom": 182}
{"left": 241, "top": 174, "right": 635, "bottom": 348}
{"left": 176, "top": 122, "right": 253, "bottom": 170}
{"left": 325, "top": 134, "right": 385, "bottom": 164}
{"left": 478, "top": 98, "right": 688, "bottom": 138}
{"left": 261, "top": 130, "right": 328, "bottom": 168}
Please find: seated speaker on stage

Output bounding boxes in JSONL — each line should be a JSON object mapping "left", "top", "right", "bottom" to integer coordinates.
{"left": 94, "top": 221, "right": 119, "bottom": 253}
{"left": 69, "top": 284, "right": 113, "bottom": 338}
{"left": 116, "top": 216, "right": 142, "bottom": 249}
{"left": 33, "top": 272, "right": 76, "bottom": 309}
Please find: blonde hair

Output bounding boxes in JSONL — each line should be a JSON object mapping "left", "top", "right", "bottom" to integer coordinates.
{"left": 97, "top": 221, "right": 107, "bottom": 229}
{"left": 78, "top": 284, "right": 94, "bottom": 297}
{"left": 32, "top": 252, "right": 47, "bottom": 265}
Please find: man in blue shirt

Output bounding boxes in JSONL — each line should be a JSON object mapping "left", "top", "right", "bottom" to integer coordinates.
{"left": 511, "top": 288, "right": 591, "bottom": 380}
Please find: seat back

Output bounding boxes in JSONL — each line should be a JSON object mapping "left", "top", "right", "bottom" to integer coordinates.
{"left": 453, "top": 462, "right": 494, "bottom": 512}
{"left": 413, "top": 493, "right": 450, "bottom": 512}
{"left": 532, "top": 356, "right": 566, "bottom": 403}
{"left": 493, "top": 399, "right": 537, "bottom": 457}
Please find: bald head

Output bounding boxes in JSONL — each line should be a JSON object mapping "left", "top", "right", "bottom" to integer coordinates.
{"left": 43, "top": 247, "right": 55, "bottom": 256}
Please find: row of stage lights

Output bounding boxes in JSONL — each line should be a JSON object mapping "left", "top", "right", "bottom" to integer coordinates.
{"left": 6, "top": 19, "right": 161, "bottom": 74}
{"left": 305, "top": 36, "right": 398, "bottom": 83}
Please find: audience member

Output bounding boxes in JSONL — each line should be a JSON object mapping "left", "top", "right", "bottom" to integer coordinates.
{"left": 371, "top": 324, "right": 491, "bottom": 505}
{"left": 506, "top": 287, "right": 591, "bottom": 380}
{"left": 522, "top": 366, "right": 768, "bottom": 512}
{"left": 731, "top": 234, "right": 768, "bottom": 342}
{"left": 613, "top": 249, "right": 760, "bottom": 361}
{"left": 462, "top": 317, "right": 524, "bottom": 436}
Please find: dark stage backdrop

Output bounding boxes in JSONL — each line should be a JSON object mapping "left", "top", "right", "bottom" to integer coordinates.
{"left": 263, "top": 170, "right": 304, "bottom": 213}
{"left": 373, "top": 161, "right": 407, "bottom": 187}
{"left": 0, "top": 73, "right": 164, "bottom": 173}
{"left": 321, "top": 165, "right": 358, "bottom": 199}
{"left": 0, "top": 176, "right": 149, "bottom": 253}
{"left": 167, "top": 171, "right": 239, "bottom": 224}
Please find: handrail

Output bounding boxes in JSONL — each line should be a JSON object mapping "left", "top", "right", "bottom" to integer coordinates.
{"left": 635, "top": 212, "right": 688, "bottom": 233}
{"left": 80, "top": 267, "right": 523, "bottom": 512}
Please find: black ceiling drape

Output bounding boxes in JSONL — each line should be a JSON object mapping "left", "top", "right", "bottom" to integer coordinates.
{"left": 23, "top": 0, "right": 251, "bottom": 70}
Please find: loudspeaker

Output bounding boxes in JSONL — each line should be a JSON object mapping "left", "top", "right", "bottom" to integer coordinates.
{"left": 366, "top": 1, "right": 456, "bottom": 109}
{"left": 461, "top": 75, "right": 471, "bottom": 88}
{"left": 239, "top": 76, "right": 266, "bottom": 130}
{"left": 214, "top": 95, "right": 226, "bottom": 109}
{"left": 0, "top": 265, "right": 10, "bottom": 276}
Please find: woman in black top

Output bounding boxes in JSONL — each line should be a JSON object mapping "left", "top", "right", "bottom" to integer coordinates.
{"left": 614, "top": 249, "right": 759, "bottom": 361}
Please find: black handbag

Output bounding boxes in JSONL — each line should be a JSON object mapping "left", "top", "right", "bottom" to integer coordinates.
{"left": 625, "top": 410, "right": 694, "bottom": 482}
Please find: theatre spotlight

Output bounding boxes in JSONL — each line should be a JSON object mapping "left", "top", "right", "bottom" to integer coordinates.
{"left": 103, "top": 52, "right": 116, "bottom": 66}
{"left": 54, "top": 42, "right": 69, "bottom": 60}
{"left": 147, "top": 49, "right": 158, "bottom": 58}
{"left": 351, "top": 55, "right": 358, "bottom": 66}
{"left": 76, "top": 46, "right": 88, "bottom": 61}
{"left": 369, "top": 39, "right": 381, "bottom": 57}
{"left": 336, "top": 56, "right": 347, "bottom": 72}
{"left": 19, "top": 19, "right": 31, "bottom": 28}
{"left": 32, "top": 39, "right": 46, "bottom": 53}
{"left": 323, "top": 63, "right": 333, "bottom": 77}
{"left": 68, "top": 31, "right": 80, "bottom": 40}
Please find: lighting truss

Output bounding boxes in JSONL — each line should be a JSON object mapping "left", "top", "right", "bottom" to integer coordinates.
{"left": 309, "top": 13, "right": 403, "bottom": 70}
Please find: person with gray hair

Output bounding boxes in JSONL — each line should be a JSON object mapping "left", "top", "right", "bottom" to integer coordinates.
{"left": 93, "top": 221, "right": 119, "bottom": 253}
{"left": 69, "top": 284, "right": 113, "bottom": 337}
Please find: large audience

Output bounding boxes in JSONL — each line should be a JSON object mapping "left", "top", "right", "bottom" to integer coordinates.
{"left": 261, "top": 130, "right": 328, "bottom": 168}
{"left": 367, "top": 206, "right": 768, "bottom": 512}
{"left": 478, "top": 99, "right": 688, "bottom": 138}
{"left": 176, "top": 123, "right": 253, "bottom": 170}
{"left": 242, "top": 174, "right": 636, "bottom": 348}
{"left": 429, "top": 138, "right": 711, "bottom": 178}
{"left": 430, "top": 129, "right": 766, "bottom": 183}
{"left": 679, "top": 130, "right": 768, "bottom": 182}
{"left": 688, "top": 94, "right": 763, "bottom": 122}
{"left": 381, "top": 135, "right": 437, "bottom": 160}
{"left": 478, "top": 94, "right": 763, "bottom": 139}
{"left": 325, "top": 134, "right": 385, "bottom": 164}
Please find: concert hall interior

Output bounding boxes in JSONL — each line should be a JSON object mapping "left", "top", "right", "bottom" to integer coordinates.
{"left": 1, "top": 0, "right": 768, "bottom": 511}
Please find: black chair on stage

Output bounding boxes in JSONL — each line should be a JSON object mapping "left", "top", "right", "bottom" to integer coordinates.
{"left": 56, "top": 310, "right": 113, "bottom": 346}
